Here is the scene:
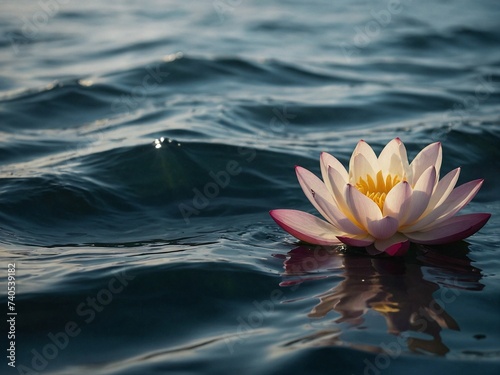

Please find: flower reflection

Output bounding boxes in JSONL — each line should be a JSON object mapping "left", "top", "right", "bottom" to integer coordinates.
{"left": 280, "top": 242, "right": 483, "bottom": 356}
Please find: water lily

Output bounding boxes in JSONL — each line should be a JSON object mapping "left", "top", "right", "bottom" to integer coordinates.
{"left": 270, "top": 138, "right": 490, "bottom": 256}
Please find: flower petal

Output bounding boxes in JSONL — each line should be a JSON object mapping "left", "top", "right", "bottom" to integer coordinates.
{"left": 337, "top": 233, "right": 374, "bottom": 247}
{"left": 345, "top": 184, "right": 383, "bottom": 230}
{"left": 402, "top": 166, "right": 436, "bottom": 225}
{"left": 327, "top": 166, "right": 360, "bottom": 225}
{"left": 378, "top": 138, "right": 410, "bottom": 178}
{"left": 295, "top": 166, "right": 334, "bottom": 221}
{"left": 349, "top": 140, "right": 379, "bottom": 182}
{"left": 402, "top": 179, "right": 484, "bottom": 232}
{"left": 351, "top": 153, "right": 377, "bottom": 185}
{"left": 270, "top": 209, "right": 342, "bottom": 245}
{"left": 404, "top": 213, "right": 491, "bottom": 245}
{"left": 313, "top": 192, "right": 365, "bottom": 235}
{"left": 373, "top": 233, "right": 410, "bottom": 255}
{"left": 320, "top": 152, "right": 348, "bottom": 194}
{"left": 327, "top": 165, "right": 348, "bottom": 203}
{"left": 383, "top": 180, "right": 412, "bottom": 221}
{"left": 410, "top": 142, "right": 442, "bottom": 185}
{"left": 367, "top": 216, "right": 399, "bottom": 239}
{"left": 423, "top": 167, "right": 460, "bottom": 215}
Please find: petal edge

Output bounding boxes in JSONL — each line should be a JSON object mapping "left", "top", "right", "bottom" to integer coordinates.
{"left": 270, "top": 209, "right": 342, "bottom": 245}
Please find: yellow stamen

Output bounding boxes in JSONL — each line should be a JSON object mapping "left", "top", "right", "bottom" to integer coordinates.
{"left": 356, "top": 171, "right": 402, "bottom": 210}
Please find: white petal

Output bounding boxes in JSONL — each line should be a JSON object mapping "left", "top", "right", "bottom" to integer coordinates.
{"left": 351, "top": 153, "right": 377, "bottom": 184}
{"left": 378, "top": 138, "right": 409, "bottom": 178}
{"left": 296, "top": 166, "right": 334, "bottom": 221}
{"left": 366, "top": 216, "right": 399, "bottom": 239}
{"left": 314, "top": 193, "right": 365, "bottom": 235}
{"left": 327, "top": 166, "right": 354, "bottom": 221}
{"left": 423, "top": 167, "right": 460, "bottom": 215}
{"left": 349, "top": 140, "right": 379, "bottom": 182}
{"left": 402, "top": 179, "right": 484, "bottom": 232}
{"left": 410, "top": 142, "right": 442, "bottom": 185}
{"left": 320, "top": 152, "right": 348, "bottom": 194}
{"left": 383, "top": 180, "right": 412, "bottom": 221}
{"left": 345, "top": 184, "right": 383, "bottom": 231}
{"left": 402, "top": 166, "right": 436, "bottom": 225}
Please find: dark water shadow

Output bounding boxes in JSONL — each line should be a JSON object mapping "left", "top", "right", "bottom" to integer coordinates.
{"left": 278, "top": 242, "right": 483, "bottom": 356}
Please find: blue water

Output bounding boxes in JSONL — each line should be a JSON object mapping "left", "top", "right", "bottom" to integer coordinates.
{"left": 1, "top": 0, "right": 500, "bottom": 374}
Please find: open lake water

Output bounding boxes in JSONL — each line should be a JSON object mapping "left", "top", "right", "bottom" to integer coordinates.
{"left": 1, "top": 0, "right": 500, "bottom": 374}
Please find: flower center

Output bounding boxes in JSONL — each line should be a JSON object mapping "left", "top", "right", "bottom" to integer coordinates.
{"left": 356, "top": 171, "right": 402, "bottom": 210}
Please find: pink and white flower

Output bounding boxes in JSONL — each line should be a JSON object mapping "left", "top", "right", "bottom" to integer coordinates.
{"left": 270, "top": 138, "right": 490, "bottom": 256}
